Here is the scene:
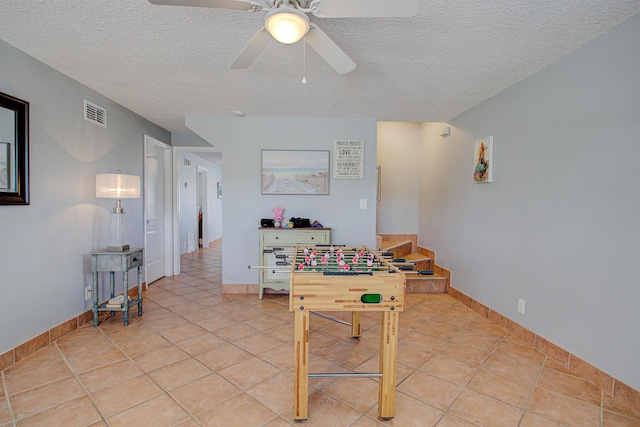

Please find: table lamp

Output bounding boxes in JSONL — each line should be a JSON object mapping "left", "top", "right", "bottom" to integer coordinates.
{"left": 96, "top": 171, "right": 140, "bottom": 252}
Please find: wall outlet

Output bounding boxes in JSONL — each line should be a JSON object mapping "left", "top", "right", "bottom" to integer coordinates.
{"left": 517, "top": 298, "right": 525, "bottom": 315}
{"left": 85, "top": 286, "right": 92, "bottom": 301}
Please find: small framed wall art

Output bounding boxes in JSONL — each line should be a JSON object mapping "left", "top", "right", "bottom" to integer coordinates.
{"left": 473, "top": 136, "right": 493, "bottom": 183}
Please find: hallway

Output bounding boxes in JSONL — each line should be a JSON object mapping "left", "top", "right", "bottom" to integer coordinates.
{"left": 1, "top": 240, "right": 638, "bottom": 426}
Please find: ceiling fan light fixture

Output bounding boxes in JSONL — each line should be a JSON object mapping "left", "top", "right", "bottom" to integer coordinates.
{"left": 265, "top": 8, "right": 310, "bottom": 44}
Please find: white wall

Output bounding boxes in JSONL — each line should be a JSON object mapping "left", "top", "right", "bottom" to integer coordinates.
{"left": 418, "top": 15, "right": 640, "bottom": 390}
{"left": 203, "top": 159, "right": 223, "bottom": 244}
{"left": 0, "top": 40, "right": 170, "bottom": 353}
{"left": 178, "top": 152, "right": 199, "bottom": 254}
{"left": 185, "top": 116, "right": 378, "bottom": 287}
{"left": 376, "top": 122, "right": 422, "bottom": 234}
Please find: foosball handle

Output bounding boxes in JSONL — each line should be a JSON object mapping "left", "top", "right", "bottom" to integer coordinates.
{"left": 418, "top": 270, "right": 434, "bottom": 275}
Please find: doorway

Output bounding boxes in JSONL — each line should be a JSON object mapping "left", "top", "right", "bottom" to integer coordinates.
{"left": 197, "top": 165, "right": 209, "bottom": 249}
{"left": 172, "top": 146, "right": 222, "bottom": 275}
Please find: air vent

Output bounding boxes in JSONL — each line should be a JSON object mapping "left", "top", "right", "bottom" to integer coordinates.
{"left": 84, "top": 99, "right": 107, "bottom": 127}
{"left": 184, "top": 158, "right": 192, "bottom": 167}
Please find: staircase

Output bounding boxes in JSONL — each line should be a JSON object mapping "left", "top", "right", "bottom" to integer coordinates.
{"left": 377, "top": 236, "right": 449, "bottom": 294}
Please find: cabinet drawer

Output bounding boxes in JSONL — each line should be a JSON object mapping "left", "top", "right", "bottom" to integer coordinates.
{"left": 262, "top": 251, "right": 291, "bottom": 283}
{"left": 127, "top": 251, "right": 143, "bottom": 269}
{"left": 262, "top": 231, "right": 329, "bottom": 245}
{"left": 92, "top": 249, "right": 143, "bottom": 272}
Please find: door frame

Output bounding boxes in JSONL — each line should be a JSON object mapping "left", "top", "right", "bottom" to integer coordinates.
{"left": 196, "top": 164, "right": 209, "bottom": 249}
{"left": 144, "top": 135, "right": 173, "bottom": 282}
{"left": 172, "top": 146, "right": 220, "bottom": 275}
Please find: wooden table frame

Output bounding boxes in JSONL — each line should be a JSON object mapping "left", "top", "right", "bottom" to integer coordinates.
{"left": 289, "top": 246, "right": 405, "bottom": 421}
{"left": 293, "top": 309, "right": 400, "bottom": 420}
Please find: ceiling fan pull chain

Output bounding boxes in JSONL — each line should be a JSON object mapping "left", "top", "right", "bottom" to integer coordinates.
{"left": 302, "top": 36, "right": 307, "bottom": 84}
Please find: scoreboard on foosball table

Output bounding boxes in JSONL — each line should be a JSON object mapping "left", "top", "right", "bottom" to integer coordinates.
{"left": 288, "top": 245, "right": 406, "bottom": 421}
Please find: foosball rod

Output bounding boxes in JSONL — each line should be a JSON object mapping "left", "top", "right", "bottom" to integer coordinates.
{"left": 272, "top": 246, "right": 372, "bottom": 252}
{"left": 269, "top": 248, "right": 397, "bottom": 263}
{"left": 293, "top": 263, "right": 393, "bottom": 270}
{"left": 247, "top": 265, "right": 290, "bottom": 271}
{"left": 310, "top": 311, "right": 351, "bottom": 326}
{"left": 248, "top": 263, "right": 391, "bottom": 272}
{"left": 308, "top": 372, "right": 382, "bottom": 378}
{"left": 286, "top": 250, "right": 386, "bottom": 258}
{"left": 294, "top": 246, "right": 387, "bottom": 254}
{"left": 391, "top": 262, "right": 416, "bottom": 267}
{"left": 312, "top": 250, "right": 396, "bottom": 260}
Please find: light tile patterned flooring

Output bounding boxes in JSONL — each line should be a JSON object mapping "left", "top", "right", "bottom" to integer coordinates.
{"left": 2, "top": 241, "right": 639, "bottom": 426}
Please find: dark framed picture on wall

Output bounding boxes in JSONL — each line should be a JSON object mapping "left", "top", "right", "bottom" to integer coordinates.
{"left": 261, "top": 150, "right": 330, "bottom": 195}
{"left": 0, "top": 91, "right": 29, "bottom": 205}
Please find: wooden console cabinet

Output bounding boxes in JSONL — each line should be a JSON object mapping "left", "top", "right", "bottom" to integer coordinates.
{"left": 258, "top": 227, "right": 330, "bottom": 299}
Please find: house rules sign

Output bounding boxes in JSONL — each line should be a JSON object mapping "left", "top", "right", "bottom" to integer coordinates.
{"left": 333, "top": 140, "right": 364, "bottom": 179}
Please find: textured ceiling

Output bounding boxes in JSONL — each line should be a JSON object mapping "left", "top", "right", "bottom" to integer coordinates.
{"left": 1, "top": 1, "right": 639, "bottom": 133}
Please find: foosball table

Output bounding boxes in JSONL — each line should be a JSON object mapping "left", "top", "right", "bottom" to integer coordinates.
{"left": 286, "top": 245, "right": 406, "bottom": 421}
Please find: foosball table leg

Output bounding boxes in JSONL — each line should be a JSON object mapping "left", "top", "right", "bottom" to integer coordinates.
{"left": 351, "top": 311, "right": 362, "bottom": 337}
{"left": 378, "top": 310, "right": 399, "bottom": 419}
{"left": 293, "top": 310, "right": 310, "bottom": 421}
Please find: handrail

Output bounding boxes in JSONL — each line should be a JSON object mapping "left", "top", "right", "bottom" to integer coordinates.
{"left": 376, "top": 165, "right": 382, "bottom": 201}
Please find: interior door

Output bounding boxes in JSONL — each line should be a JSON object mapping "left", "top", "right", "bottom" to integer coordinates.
{"left": 145, "top": 139, "right": 167, "bottom": 284}
{"left": 197, "top": 166, "right": 209, "bottom": 248}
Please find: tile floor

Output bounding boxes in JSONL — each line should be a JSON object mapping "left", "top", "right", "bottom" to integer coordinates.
{"left": 2, "top": 241, "right": 639, "bottom": 427}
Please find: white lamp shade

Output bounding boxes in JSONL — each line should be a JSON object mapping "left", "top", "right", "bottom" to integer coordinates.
{"left": 96, "top": 173, "right": 140, "bottom": 199}
{"left": 265, "top": 8, "right": 310, "bottom": 44}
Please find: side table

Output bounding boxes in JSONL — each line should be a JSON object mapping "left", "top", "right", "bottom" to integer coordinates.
{"left": 91, "top": 248, "right": 144, "bottom": 326}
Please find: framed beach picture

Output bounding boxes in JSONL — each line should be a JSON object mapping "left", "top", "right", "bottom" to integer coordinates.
{"left": 261, "top": 150, "right": 330, "bottom": 195}
{"left": 473, "top": 136, "right": 493, "bottom": 183}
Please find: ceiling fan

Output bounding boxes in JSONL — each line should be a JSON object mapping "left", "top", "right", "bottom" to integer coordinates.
{"left": 148, "top": 0, "right": 418, "bottom": 74}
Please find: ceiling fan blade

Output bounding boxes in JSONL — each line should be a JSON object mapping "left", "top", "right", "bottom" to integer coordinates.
{"left": 231, "top": 28, "right": 272, "bottom": 69}
{"left": 148, "top": 0, "right": 256, "bottom": 11}
{"left": 305, "top": 27, "right": 356, "bottom": 74}
{"left": 313, "top": 0, "right": 417, "bottom": 18}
